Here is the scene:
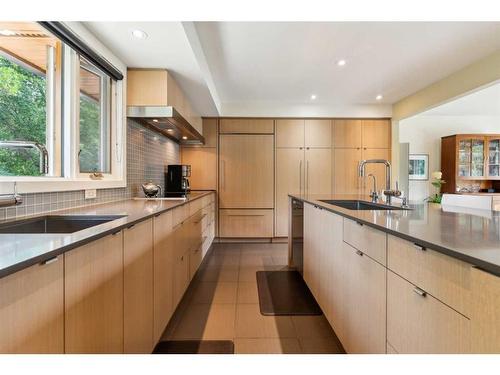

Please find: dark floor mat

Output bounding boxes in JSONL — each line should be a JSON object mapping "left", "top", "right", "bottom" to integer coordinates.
{"left": 256, "top": 271, "right": 322, "bottom": 316}
{"left": 152, "top": 340, "right": 234, "bottom": 354}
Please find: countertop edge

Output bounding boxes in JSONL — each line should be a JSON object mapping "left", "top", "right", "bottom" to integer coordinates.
{"left": 0, "top": 191, "right": 215, "bottom": 279}
{"left": 290, "top": 194, "right": 500, "bottom": 277}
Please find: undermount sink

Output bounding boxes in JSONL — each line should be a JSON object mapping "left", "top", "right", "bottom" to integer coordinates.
{"left": 319, "top": 199, "right": 408, "bottom": 211}
{"left": 0, "top": 215, "right": 126, "bottom": 234}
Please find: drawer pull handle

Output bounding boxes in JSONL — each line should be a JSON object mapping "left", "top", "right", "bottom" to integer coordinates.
{"left": 356, "top": 221, "right": 364, "bottom": 226}
{"left": 413, "top": 244, "right": 426, "bottom": 251}
{"left": 356, "top": 250, "right": 363, "bottom": 256}
{"left": 127, "top": 224, "right": 135, "bottom": 230}
{"left": 41, "top": 256, "right": 58, "bottom": 265}
{"left": 154, "top": 213, "right": 162, "bottom": 217}
{"left": 413, "top": 287, "right": 427, "bottom": 297}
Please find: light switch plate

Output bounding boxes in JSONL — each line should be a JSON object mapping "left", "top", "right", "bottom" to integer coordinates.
{"left": 84, "top": 189, "right": 97, "bottom": 200}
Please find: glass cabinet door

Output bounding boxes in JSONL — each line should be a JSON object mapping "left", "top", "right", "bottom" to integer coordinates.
{"left": 487, "top": 137, "right": 500, "bottom": 178}
{"left": 458, "top": 137, "right": 485, "bottom": 178}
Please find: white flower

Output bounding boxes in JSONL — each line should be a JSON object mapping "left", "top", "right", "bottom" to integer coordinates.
{"left": 432, "top": 171, "right": 442, "bottom": 180}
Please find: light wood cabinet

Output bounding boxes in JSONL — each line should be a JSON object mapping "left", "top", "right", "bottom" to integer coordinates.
{"left": 0, "top": 256, "right": 64, "bottom": 353}
{"left": 181, "top": 147, "right": 217, "bottom": 190}
{"left": 303, "top": 203, "right": 323, "bottom": 300}
{"left": 305, "top": 119, "right": 332, "bottom": 148}
{"left": 219, "top": 118, "right": 274, "bottom": 134}
{"left": 219, "top": 209, "right": 274, "bottom": 238}
{"left": 305, "top": 148, "right": 332, "bottom": 195}
{"left": 172, "top": 231, "right": 190, "bottom": 308}
{"left": 333, "top": 119, "right": 361, "bottom": 148}
{"left": 153, "top": 210, "right": 174, "bottom": 343}
{"left": 276, "top": 119, "right": 304, "bottom": 148}
{"left": 361, "top": 119, "right": 391, "bottom": 149}
{"left": 343, "top": 218, "right": 386, "bottom": 266}
{"left": 387, "top": 270, "right": 470, "bottom": 353}
{"left": 471, "top": 267, "right": 500, "bottom": 353}
{"left": 123, "top": 219, "right": 154, "bottom": 354}
{"left": 334, "top": 148, "right": 362, "bottom": 194}
{"left": 275, "top": 148, "right": 304, "bottom": 236}
{"left": 387, "top": 235, "right": 471, "bottom": 317}
{"left": 65, "top": 232, "right": 124, "bottom": 353}
{"left": 219, "top": 134, "right": 274, "bottom": 209}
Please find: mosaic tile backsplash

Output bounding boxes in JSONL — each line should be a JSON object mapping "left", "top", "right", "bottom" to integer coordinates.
{"left": 0, "top": 119, "right": 180, "bottom": 221}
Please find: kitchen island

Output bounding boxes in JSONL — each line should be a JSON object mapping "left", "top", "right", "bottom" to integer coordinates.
{"left": 290, "top": 193, "right": 500, "bottom": 354}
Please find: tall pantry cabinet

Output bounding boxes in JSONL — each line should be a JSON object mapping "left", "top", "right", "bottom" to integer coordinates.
{"left": 333, "top": 119, "right": 391, "bottom": 195}
{"left": 275, "top": 119, "right": 332, "bottom": 237}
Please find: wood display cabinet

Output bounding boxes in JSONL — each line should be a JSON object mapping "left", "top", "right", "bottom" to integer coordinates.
{"left": 441, "top": 134, "right": 500, "bottom": 193}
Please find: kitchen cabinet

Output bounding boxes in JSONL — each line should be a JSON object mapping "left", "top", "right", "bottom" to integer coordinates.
{"left": 219, "top": 118, "right": 274, "bottom": 134}
{"left": 123, "top": 219, "right": 154, "bottom": 354}
{"left": 305, "top": 119, "right": 332, "bottom": 148}
{"left": 276, "top": 119, "right": 304, "bottom": 148}
{"left": 334, "top": 148, "right": 362, "bottom": 194}
{"left": 342, "top": 242, "right": 386, "bottom": 354}
{"left": 333, "top": 119, "right": 391, "bottom": 194}
{"left": 387, "top": 270, "right": 470, "bottom": 353}
{"left": 219, "top": 209, "right": 274, "bottom": 238}
{"left": 153, "top": 210, "right": 174, "bottom": 343}
{"left": 275, "top": 148, "right": 304, "bottom": 236}
{"left": 219, "top": 134, "right": 274, "bottom": 209}
{"left": 0, "top": 255, "right": 64, "bottom": 353}
{"left": 303, "top": 203, "right": 323, "bottom": 299}
{"left": 305, "top": 148, "right": 332, "bottom": 195}
{"left": 65, "top": 232, "right": 124, "bottom": 353}
{"left": 172, "top": 234, "right": 190, "bottom": 308}
{"left": 471, "top": 267, "right": 500, "bottom": 353}
{"left": 181, "top": 148, "right": 217, "bottom": 190}
{"left": 343, "top": 218, "right": 386, "bottom": 266}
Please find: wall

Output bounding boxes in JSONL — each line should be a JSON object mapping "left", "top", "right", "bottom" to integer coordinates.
{"left": 0, "top": 120, "right": 179, "bottom": 221}
{"left": 399, "top": 115, "right": 500, "bottom": 201}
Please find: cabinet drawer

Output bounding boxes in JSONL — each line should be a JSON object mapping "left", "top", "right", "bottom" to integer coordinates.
{"left": 188, "top": 198, "right": 202, "bottom": 216}
{"left": 219, "top": 118, "right": 274, "bottom": 134}
{"left": 172, "top": 205, "right": 188, "bottom": 227}
{"left": 387, "top": 270, "right": 470, "bottom": 353}
{"left": 387, "top": 235, "right": 471, "bottom": 317}
{"left": 219, "top": 209, "right": 273, "bottom": 237}
{"left": 343, "top": 218, "right": 387, "bottom": 265}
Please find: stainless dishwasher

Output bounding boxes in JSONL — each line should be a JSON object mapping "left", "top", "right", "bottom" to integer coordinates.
{"left": 288, "top": 196, "right": 304, "bottom": 275}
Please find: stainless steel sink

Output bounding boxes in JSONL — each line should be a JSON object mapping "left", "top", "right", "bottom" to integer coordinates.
{"left": 319, "top": 200, "right": 408, "bottom": 211}
{"left": 0, "top": 215, "right": 126, "bottom": 234}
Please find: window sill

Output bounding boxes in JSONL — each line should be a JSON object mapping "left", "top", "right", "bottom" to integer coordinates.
{"left": 0, "top": 177, "right": 126, "bottom": 194}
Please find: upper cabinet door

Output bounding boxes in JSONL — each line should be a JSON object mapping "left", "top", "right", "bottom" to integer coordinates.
{"left": 219, "top": 119, "right": 274, "bottom": 134}
{"left": 333, "top": 119, "right": 362, "bottom": 148}
{"left": 276, "top": 119, "right": 304, "bottom": 148}
{"left": 457, "top": 136, "right": 486, "bottom": 178}
{"left": 361, "top": 119, "right": 391, "bottom": 149}
{"left": 305, "top": 119, "right": 332, "bottom": 148}
{"left": 219, "top": 134, "right": 274, "bottom": 208}
{"left": 487, "top": 136, "right": 500, "bottom": 179}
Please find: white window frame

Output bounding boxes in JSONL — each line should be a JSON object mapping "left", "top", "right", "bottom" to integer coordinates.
{"left": 0, "top": 22, "right": 126, "bottom": 194}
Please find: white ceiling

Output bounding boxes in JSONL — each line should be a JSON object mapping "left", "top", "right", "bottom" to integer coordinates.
{"left": 84, "top": 22, "right": 500, "bottom": 118}
{"left": 421, "top": 82, "right": 500, "bottom": 116}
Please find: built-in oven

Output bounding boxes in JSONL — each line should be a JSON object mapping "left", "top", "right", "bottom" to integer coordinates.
{"left": 288, "top": 196, "right": 304, "bottom": 275}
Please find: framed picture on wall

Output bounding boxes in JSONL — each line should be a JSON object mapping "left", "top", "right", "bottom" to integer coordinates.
{"left": 409, "top": 154, "right": 429, "bottom": 180}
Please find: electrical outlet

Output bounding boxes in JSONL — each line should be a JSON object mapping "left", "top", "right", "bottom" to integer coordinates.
{"left": 84, "top": 189, "right": 97, "bottom": 200}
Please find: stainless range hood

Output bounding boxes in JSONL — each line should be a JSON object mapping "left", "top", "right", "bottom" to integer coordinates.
{"left": 127, "top": 106, "right": 205, "bottom": 145}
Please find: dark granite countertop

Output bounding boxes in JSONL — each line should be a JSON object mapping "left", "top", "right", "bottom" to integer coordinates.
{"left": 290, "top": 193, "right": 500, "bottom": 276}
{"left": 0, "top": 191, "right": 214, "bottom": 279}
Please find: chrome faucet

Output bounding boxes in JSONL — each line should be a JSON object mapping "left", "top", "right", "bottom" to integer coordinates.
{"left": 0, "top": 140, "right": 49, "bottom": 175}
{"left": 367, "top": 174, "right": 379, "bottom": 203}
{"left": 0, "top": 182, "right": 23, "bottom": 208}
{"left": 358, "top": 159, "right": 392, "bottom": 203}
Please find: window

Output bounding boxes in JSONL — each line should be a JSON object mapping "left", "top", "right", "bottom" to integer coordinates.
{"left": 0, "top": 22, "right": 125, "bottom": 193}
{"left": 0, "top": 22, "right": 60, "bottom": 177}
{"left": 78, "top": 56, "right": 112, "bottom": 174}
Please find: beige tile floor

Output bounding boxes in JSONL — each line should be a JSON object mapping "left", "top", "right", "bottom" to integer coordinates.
{"left": 161, "top": 242, "right": 344, "bottom": 354}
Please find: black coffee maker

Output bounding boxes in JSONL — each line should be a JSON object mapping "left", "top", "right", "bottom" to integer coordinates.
{"left": 165, "top": 165, "right": 191, "bottom": 197}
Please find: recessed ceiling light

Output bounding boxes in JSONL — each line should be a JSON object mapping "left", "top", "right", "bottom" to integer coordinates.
{"left": 376, "top": 95, "right": 383, "bottom": 101}
{"left": 310, "top": 94, "right": 317, "bottom": 100}
{"left": 131, "top": 29, "right": 148, "bottom": 39}
{"left": 152, "top": 119, "right": 158, "bottom": 123}
{"left": 182, "top": 136, "right": 188, "bottom": 140}
{"left": 167, "top": 129, "right": 173, "bottom": 132}
{"left": 0, "top": 29, "right": 16, "bottom": 36}
{"left": 336, "top": 59, "right": 347, "bottom": 67}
